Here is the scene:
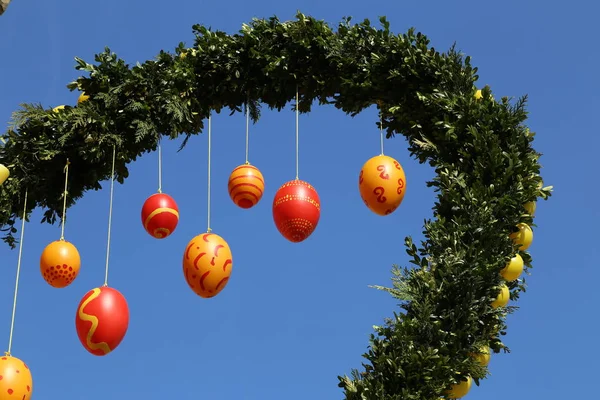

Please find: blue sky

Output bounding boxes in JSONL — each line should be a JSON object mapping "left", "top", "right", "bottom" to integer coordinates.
{"left": 0, "top": 0, "right": 597, "bottom": 399}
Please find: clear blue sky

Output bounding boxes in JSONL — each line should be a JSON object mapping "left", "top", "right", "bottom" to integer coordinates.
{"left": 0, "top": 1, "right": 597, "bottom": 399}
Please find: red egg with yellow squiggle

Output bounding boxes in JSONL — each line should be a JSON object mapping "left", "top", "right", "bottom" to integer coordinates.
{"left": 227, "top": 164, "right": 265, "bottom": 209}
{"left": 0, "top": 355, "right": 33, "bottom": 399}
{"left": 358, "top": 154, "right": 407, "bottom": 216}
{"left": 75, "top": 286, "right": 129, "bottom": 356}
{"left": 272, "top": 179, "right": 321, "bottom": 243}
{"left": 183, "top": 233, "right": 233, "bottom": 298}
{"left": 141, "top": 193, "right": 180, "bottom": 239}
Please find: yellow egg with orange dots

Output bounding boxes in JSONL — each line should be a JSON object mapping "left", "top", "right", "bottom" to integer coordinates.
{"left": 227, "top": 164, "right": 265, "bottom": 209}
{"left": 0, "top": 355, "right": 32, "bottom": 399}
{"left": 509, "top": 223, "right": 533, "bottom": 251}
{"left": 358, "top": 154, "right": 407, "bottom": 216}
{"left": 183, "top": 232, "right": 233, "bottom": 298}
{"left": 0, "top": 164, "right": 9, "bottom": 186}
{"left": 40, "top": 240, "right": 81, "bottom": 288}
{"left": 491, "top": 284, "right": 510, "bottom": 309}
{"left": 500, "top": 254, "right": 524, "bottom": 281}
{"left": 445, "top": 376, "right": 472, "bottom": 399}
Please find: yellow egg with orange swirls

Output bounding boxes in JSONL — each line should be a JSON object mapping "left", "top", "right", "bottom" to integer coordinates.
{"left": 0, "top": 355, "right": 33, "bottom": 399}
{"left": 183, "top": 233, "right": 233, "bottom": 298}
{"left": 358, "top": 154, "right": 407, "bottom": 216}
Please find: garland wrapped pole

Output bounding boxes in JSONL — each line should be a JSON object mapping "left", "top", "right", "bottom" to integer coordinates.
{"left": 0, "top": 13, "right": 551, "bottom": 399}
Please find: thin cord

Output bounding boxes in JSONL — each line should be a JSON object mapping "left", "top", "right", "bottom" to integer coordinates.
{"left": 380, "top": 112, "right": 385, "bottom": 155}
{"left": 207, "top": 114, "right": 212, "bottom": 233}
{"left": 60, "top": 159, "right": 71, "bottom": 240}
{"left": 245, "top": 93, "right": 250, "bottom": 165}
{"left": 6, "top": 189, "right": 28, "bottom": 356}
{"left": 158, "top": 141, "right": 163, "bottom": 193}
{"left": 104, "top": 145, "right": 116, "bottom": 287}
{"left": 295, "top": 86, "right": 299, "bottom": 180}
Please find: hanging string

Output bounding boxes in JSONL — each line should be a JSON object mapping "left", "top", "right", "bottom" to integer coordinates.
{"left": 60, "top": 159, "right": 71, "bottom": 240}
{"left": 380, "top": 111, "right": 385, "bottom": 155}
{"left": 158, "top": 141, "right": 163, "bottom": 193}
{"left": 6, "top": 189, "right": 28, "bottom": 356}
{"left": 103, "top": 145, "right": 116, "bottom": 287}
{"left": 207, "top": 114, "right": 212, "bottom": 233}
{"left": 295, "top": 86, "right": 300, "bottom": 180}
{"left": 245, "top": 92, "right": 250, "bottom": 165}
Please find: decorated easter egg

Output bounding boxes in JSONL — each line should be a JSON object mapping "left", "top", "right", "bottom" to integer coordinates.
{"left": 75, "top": 286, "right": 129, "bottom": 356}
{"left": 470, "top": 346, "right": 491, "bottom": 367}
{"left": 358, "top": 155, "right": 407, "bottom": 216}
{"left": 40, "top": 240, "right": 81, "bottom": 288}
{"left": 509, "top": 223, "right": 533, "bottom": 251}
{"left": 141, "top": 193, "right": 179, "bottom": 239}
{"left": 77, "top": 92, "right": 89, "bottom": 104}
{"left": 183, "top": 233, "right": 233, "bottom": 298}
{"left": 500, "top": 254, "right": 524, "bottom": 281}
{"left": 0, "top": 355, "right": 32, "bottom": 399}
{"left": 0, "top": 164, "right": 9, "bottom": 186}
{"left": 445, "top": 376, "right": 472, "bottom": 399}
{"left": 491, "top": 284, "right": 510, "bottom": 309}
{"left": 227, "top": 164, "right": 265, "bottom": 209}
{"left": 524, "top": 201, "right": 536, "bottom": 216}
{"left": 272, "top": 179, "right": 320, "bottom": 243}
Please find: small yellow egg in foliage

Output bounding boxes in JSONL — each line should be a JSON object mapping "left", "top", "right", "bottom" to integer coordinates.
{"left": 524, "top": 201, "right": 536, "bottom": 216}
{"left": 52, "top": 105, "right": 65, "bottom": 113}
{"left": 491, "top": 284, "right": 510, "bottom": 309}
{"left": 445, "top": 376, "right": 472, "bottom": 399}
{"left": 474, "top": 90, "right": 483, "bottom": 100}
{"left": 471, "top": 346, "right": 491, "bottom": 367}
{"left": 509, "top": 223, "right": 533, "bottom": 251}
{"left": 0, "top": 164, "right": 9, "bottom": 185}
{"left": 500, "top": 254, "right": 524, "bottom": 281}
{"left": 78, "top": 92, "right": 89, "bottom": 104}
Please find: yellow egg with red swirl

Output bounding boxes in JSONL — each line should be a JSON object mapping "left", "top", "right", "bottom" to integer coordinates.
{"left": 141, "top": 193, "right": 180, "bottom": 239}
{"left": 40, "top": 240, "right": 81, "bottom": 288}
{"left": 0, "top": 355, "right": 33, "bottom": 399}
{"left": 183, "top": 233, "right": 233, "bottom": 298}
{"left": 228, "top": 164, "right": 265, "bottom": 209}
{"left": 358, "top": 155, "right": 407, "bottom": 216}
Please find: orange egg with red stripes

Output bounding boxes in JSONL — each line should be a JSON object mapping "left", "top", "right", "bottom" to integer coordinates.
{"left": 183, "top": 233, "right": 233, "bottom": 298}
{"left": 40, "top": 240, "right": 81, "bottom": 288}
{"left": 75, "top": 286, "right": 130, "bottom": 356}
{"left": 228, "top": 164, "right": 265, "bottom": 209}
{"left": 141, "top": 193, "right": 180, "bottom": 239}
{"left": 0, "top": 355, "right": 33, "bottom": 399}
{"left": 358, "top": 155, "right": 407, "bottom": 216}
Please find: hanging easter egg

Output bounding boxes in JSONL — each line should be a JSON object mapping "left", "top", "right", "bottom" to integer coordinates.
{"left": 500, "top": 254, "right": 524, "bottom": 281}
{"left": 445, "top": 376, "right": 472, "bottom": 399}
{"left": 491, "top": 284, "right": 510, "bottom": 309}
{"left": 227, "top": 164, "right": 265, "bottom": 209}
{"left": 40, "top": 240, "right": 81, "bottom": 288}
{"left": 75, "top": 286, "right": 129, "bottom": 356}
{"left": 183, "top": 232, "right": 233, "bottom": 298}
{"left": 272, "top": 179, "right": 321, "bottom": 243}
{"left": 0, "top": 164, "right": 9, "bottom": 186}
{"left": 470, "top": 346, "right": 491, "bottom": 367}
{"left": 509, "top": 223, "right": 533, "bottom": 251}
{"left": 524, "top": 201, "right": 536, "bottom": 216}
{"left": 141, "top": 193, "right": 180, "bottom": 239}
{"left": 0, "top": 355, "right": 32, "bottom": 399}
{"left": 358, "top": 155, "right": 407, "bottom": 216}
{"left": 77, "top": 92, "right": 89, "bottom": 104}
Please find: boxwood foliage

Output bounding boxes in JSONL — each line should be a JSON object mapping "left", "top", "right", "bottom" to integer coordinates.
{"left": 0, "top": 13, "right": 551, "bottom": 399}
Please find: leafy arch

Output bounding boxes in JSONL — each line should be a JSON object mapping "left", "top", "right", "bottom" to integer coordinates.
{"left": 0, "top": 13, "right": 550, "bottom": 399}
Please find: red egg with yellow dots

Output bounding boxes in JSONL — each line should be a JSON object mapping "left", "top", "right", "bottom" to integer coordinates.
{"left": 228, "top": 163, "right": 265, "bottom": 209}
{"left": 0, "top": 355, "right": 32, "bottom": 399}
{"left": 75, "top": 286, "right": 129, "bottom": 356}
{"left": 183, "top": 233, "right": 233, "bottom": 298}
{"left": 358, "top": 154, "right": 407, "bottom": 216}
{"left": 40, "top": 240, "right": 81, "bottom": 288}
{"left": 141, "top": 193, "right": 180, "bottom": 239}
{"left": 272, "top": 179, "right": 321, "bottom": 243}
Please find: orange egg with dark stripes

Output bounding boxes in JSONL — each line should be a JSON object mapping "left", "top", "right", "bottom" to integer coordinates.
{"left": 141, "top": 193, "right": 180, "bottom": 239}
{"left": 227, "top": 164, "right": 265, "bottom": 209}
{"left": 183, "top": 233, "right": 233, "bottom": 298}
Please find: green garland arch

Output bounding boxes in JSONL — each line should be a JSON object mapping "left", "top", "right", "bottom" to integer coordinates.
{"left": 0, "top": 13, "right": 551, "bottom": 399}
